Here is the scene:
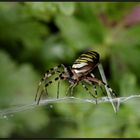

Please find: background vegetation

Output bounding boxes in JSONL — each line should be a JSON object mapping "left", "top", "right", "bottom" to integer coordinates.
{"left": 0, "top": 2, "right": 140, "bottom": 138}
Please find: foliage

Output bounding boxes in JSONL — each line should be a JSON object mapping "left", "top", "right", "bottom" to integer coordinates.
{"left": 0, "top": 2, "right": 140, "bottom": 138}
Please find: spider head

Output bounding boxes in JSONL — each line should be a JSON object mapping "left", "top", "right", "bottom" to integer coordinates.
{"left": 61, "top": 66, "right": 77, "bottom": 84}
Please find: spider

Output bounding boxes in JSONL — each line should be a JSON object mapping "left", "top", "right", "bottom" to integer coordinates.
{"left": 35, "top": 50, "right": 117, "bottom": 105}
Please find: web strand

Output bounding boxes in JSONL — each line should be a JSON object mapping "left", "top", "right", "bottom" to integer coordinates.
{"left": 0, "top": 95, "right": 140, "bottom": 117}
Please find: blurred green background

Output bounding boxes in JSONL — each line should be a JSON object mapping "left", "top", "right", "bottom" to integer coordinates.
{"left": 0, "top": 2, "right": 140, "bottom": 138}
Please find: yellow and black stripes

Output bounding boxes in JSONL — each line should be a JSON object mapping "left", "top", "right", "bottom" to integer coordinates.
{"left": 72, "top": 51, "right": 100, "bottom": 75}
{"left": 73, "top": 50, "right": 99, "bottom": 64}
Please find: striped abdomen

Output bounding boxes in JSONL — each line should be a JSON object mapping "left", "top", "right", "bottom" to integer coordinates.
{"left": 72, "top": 51, "right": 100, "bottom": 76}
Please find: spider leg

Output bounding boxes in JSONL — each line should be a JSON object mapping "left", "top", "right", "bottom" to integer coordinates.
{"left": 70, "top": 83, "right": 78, "bottom": 96}
{"left": 44, "top": 64, "right": 66, "bottom": 78}
{"left": 82, "top": 80, "right": 100, "bottom": 104}
{"left": 36, "top": 72, "right": 65, "bottom": 105}
{"left": 35, "top": 78, "right": 51, "bottom": 102}
{"left": 37, "top": 87, "right": 47, "bottom": 105}
{"left": 100, "top": 81, "right": 117, "bottom": 97}
{"left": 99, "top": 85, "right": 106, "bottom": 96}
{"left": 81, "top": 82, "right": 97, "bottom": 99}
{"left": 35, "top": 72, "right": 52, "bottom": 100}
{"left": 66, "top": 84, "right": 72, "bottom": 96}
{"left": 90, "top": 73, "right": 106, "bottom": 97}
{"left": 86, "top": 76, "right": 117, "bottom": 98}
{"left": 66, "top": 82, "right": 77, "bottom": 96}
{"left": 35, "top": 64, "right": 67, "bottom": 102}
{"left": 35, "top": 80, "right": 43, "bottom": 102}
{"left": 93, "top": 83, "right": 97, "bottom": 97}
{"left": 57, "top": 80, "right": 60, "bottom": 99}
{"left": 93, "top": 83, "right": 98, "bottom": 104}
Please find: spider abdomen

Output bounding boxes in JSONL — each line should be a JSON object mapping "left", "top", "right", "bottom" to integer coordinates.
{"left": 72, "top": 50, "right": 100, "bottom": 76}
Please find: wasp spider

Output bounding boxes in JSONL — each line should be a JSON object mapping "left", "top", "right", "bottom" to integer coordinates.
{"left": 35, "top": 50, "right": 117, "bottom": 105}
